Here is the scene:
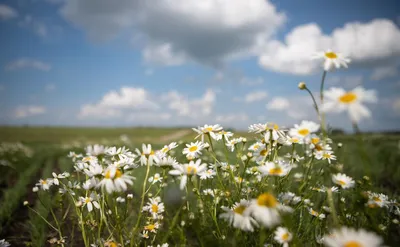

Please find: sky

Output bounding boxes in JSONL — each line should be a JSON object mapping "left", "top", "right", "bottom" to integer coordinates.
{"left": 0, "top": 0, "right": 399, "bottom": 132}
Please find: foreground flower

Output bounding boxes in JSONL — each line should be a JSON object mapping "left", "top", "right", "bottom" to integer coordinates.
{"left": 169, "top": 159, "right": 207, "bottom": 190}
{"left": 289, "top": 121, "right": 320, "bottom": 140}
{"left": 219, "top": 199, "right": 258, "bottom": 232}
{"left": 258, "top": 161, "right": 292, "bottom": 177}
{"left": 143, "top": 197, "right": 165, "bottom": 219}
{"left": 323, "top": 227, "right": 383, "bottom": 247}
{"left": 366, "top": 192, "right": 389, "bottom": 208}
{"left": 248, "top": 193, "right": 292, "bottom": 228}
{"left": 321, "top": 87, "right": 377, "bottom": 122}
{"left": 313, "top": 50, "right": 351, "bottom": 71}
{"left": 97, "top": 166, "right": 134, "bottom": 193}
{"left": 192, "top": 124, "right": 223, "bottom": 141}
{"left": 332, "top": 173, "right": 355, "bottom": 189}
{"left": 136, "top": 144, "right": 158, "bottom": 166}
{"left": 0, "top": 239, "right": 11, "bottom": 247}
{"left": 182, "top": 141, "right": 205, "bottom": 160}
{"left": 274, "top": 227, "right": 292, "bottom": 247}
{"left": 79, "top": 193, "right": 100, "bottom": 212}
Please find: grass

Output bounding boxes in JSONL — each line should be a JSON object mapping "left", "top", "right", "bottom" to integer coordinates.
{"left": 0, "top": 126, "right": 399, "bottom": 246}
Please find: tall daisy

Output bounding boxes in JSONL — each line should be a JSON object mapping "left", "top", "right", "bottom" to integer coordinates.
{"left": 97, "top": 166, "right": 134, "bottom": 193}
{"left": 169, "top": 159, "right": 207, "bottom": 190}
{"left": 274, "top": 227, "right": 292, "bottom": 247}
{"left": 219, "top": 199, "right": 258, "bottom": 232}
{"left": 79, "top": 193, "right": 100, "bottom": 212}
{"left": 192, "top": 124, "right": 223, "bottom": 141}
{"left": 313, "top": 50, "right": 351, "bottom": 71}
{"left": 182, "top": 141, "right": 205, "bottom": 160}
{"left": 136, "top": 144, "right": 159, "bottom": 166}
{"left": 321, "top": 87, "right": 377, "bottom": 123}
{"left": 323, "top": 227, "right": 383, "bottom": 247}
{"left": 332, "top": 173, "right": 355, "bottom": 189}
{"left": 289, "top": 121, "right": 320, "bottom": 141}
{"left": 258, "top": 161, "right": 292, "bottom": 177}
{"left": 142, "top": 197, "right": 165, "bottom": 219}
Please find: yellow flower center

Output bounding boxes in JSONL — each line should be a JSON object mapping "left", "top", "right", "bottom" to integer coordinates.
{"left": 253, "top": 144, "right": 260, "bottom": 149}
{"left": 373, "top": 196, "right": 381, "bottom": 202}
{"left": 257, "top": 193, "right": 278, "bottom": 208}
{"left": 282, "top": 232, "right": 290, "bottom": 241}
{"left": 189, "top": 146, "right": 198, "bottom": 152}
{"left": 315, "top": 144, "right": 323, "bottom": 151}
{"left": 311, "top": 137, "right": 320, "bottom": 144}
{"left": 325, "top": 52, "right": 337, "bottom": 59}
{"left": 106, "top": 242, "right": 118, "bottom": 247}
{"left": 161, "top": 147, "right": 169, "bottom": 153}
{"left": 339, "top": 92, "right": 357, "bottom": 104}
{"left": 151, "top": 204, "right": 158, "bottom": 213}
{"left": 344, "top": 241, "right": 362, "bottom": 247}
{"left": 298, "top": 128, "right": 309, "bottom": 136}
{"left": 186, "top": 166, "right": 197, "bottom": 175}
{"left": 273, "top": 124, "right": 279, "bottom": 130}
{"left": 234, "top": 205, "right": 247, "bottom": 215}
{"left": 206, "top": 127, "right": 213, "bottom": 132}
{"left": 85, "top": 198, "right": 91, "bottom": 203}
{"left": 311, "top": 209, "right": 318, "bottom": 216}
{"left": 260, "top": 149, "right": 268, "bottom": 156}
{"left": 338, "top": 180, "right": 346, "bottom": 185}
{"left": 323, "top": 153, "right": 331, "bottom": 159}
{"left": 41, "top": 180, "right": 47, "bottom": 185}
{"left": 105, "top": 169, "right": 122, "bottom": 179}
{"left": 291, "top": 138, "right": 299, "bottom": 143}
{"left": 269, "top": 167, "right": 283, "bottom": 175}
{"left": 145, "top": 224, "right": 156, "bottom": 231}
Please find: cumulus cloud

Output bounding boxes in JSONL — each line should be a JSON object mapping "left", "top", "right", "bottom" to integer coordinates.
{"left": 0, "top": 4, "right": 17, "bottom": 20}
{"left": 5, "top": 58, "right": 51, "bottom": 71}
{"left": 14, "top": 105, "right": 46, "bottom": 118}
{"left": 370, "top": 66, "right": 398, "bottom": 81}
{"left": 242, "top": 91, "right": 268, "bottom": 103}
{"left": 79, "top": 87, "right": 158, "bottom": 118}
{"left": 259, "top": 19, "right": 400, "bottom": 75}
{"left": 61, "top": 0, "right": 286, "bottom": 66}
{"left": 266, "top": 97, "right": 290, "bottom": 110}
{"left": 161, "top": 89, "right": 216, "bottom": 117}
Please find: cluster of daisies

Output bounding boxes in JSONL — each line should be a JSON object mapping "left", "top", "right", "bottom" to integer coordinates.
{"left": 24, "top": 50, "right": 399, "bottom": 247}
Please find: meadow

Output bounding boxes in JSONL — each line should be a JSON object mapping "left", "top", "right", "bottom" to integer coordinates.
{"left": 0, "top": 125, "right": 399, "bottom": 246}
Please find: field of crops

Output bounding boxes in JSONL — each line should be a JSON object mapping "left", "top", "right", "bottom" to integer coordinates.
{"left": 0, "top": 126, "right": 399, "bottom": 246}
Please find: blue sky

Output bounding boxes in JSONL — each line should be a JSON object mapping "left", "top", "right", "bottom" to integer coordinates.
{"left": 0, "top": 0, "right": 399, "bottom": 131}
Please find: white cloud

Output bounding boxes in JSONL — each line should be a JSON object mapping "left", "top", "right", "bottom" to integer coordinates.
{"left": 240, "top": 76, "right": 264, "bottom": 86}
{"left": 0, "top": 4, "right": 17, "bottom": 20}
{"left": 216, "top": 113, "right": 249, "bottom": 123}
{"left": 5, "top": 58, "right": 51, "bottom": 71}
{"left": 327, "top": 75, "right": 363, "bottom": 88}
{"left": 242, "top": 91, "right": 268, "bottom": 103}
{"left": 161, "top": 89, "right": 216, "bottom": 117}
{"left": 393, "top": 98, "right": 400, "bottom": 114}
{"left": 79, "top": 87, "right": 158, "bottom": 118}
{"left": 18, "top": 15, "right": 48, "bottom": 38}
{"left": 61, "top": 0, "right": 286, "bottom": 66}
{"left": 14, "top": 105, "right": 46, "bottom": 118}
{"left": 45, "top": 84, "right": 56, "bottom": 92}
{"left": 370, "top": 66, "right": 398, "bottom": 81}
{"left": 266, "top": 97, "right": 290, "bottom": 110}
{"left": 259, "top": 19, "right": 400, "bottom": 75}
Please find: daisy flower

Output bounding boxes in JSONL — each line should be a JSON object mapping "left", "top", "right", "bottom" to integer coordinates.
{"left": 0, "top": 239, "right": 11, "bottom": 247}
{"left": 169, "top": 160, "right": 207, "bottom": 190}
{"left": 274, "top": 227, "right": 292, "bottom": 247}
{"left": 154, "top": 156, "right": 179, "bottom": 168}
{"left": 136, "top": 144, "right": 158, "bottom": 166}
{"left": 85, "top": 144, "right": 106, "bottom": 156}
{"left": 156, "top": 142, "right": 178, "bottom": 158}
{"left": 247, "top": 193, "right": 292, "bottom": 228}
{"left": 144, "top": 222, "right": 160, "bottom": 233}
{"left": 51, "top": 172, "right": 70, "bottom": 185}
{"left": 214, "top": 130, "right": 234, "bottom": 141}
{"left": 143, "top": 197, "right": 165, "bottom": 219}
{"left": 321, "top": 87, "right": 377, "bottom": 123}
{"left": 199, "top": 168, "right": 216, "bottom": 180}
{"left": 105, "top": 146, "right": 134, "bottom": 160}
{"left": 84, "top": 163, "right": 103, "bottom": 177}
{"left": 278, "top": 192, "right": 301, "bottom": 205}
{"left": 366, "top": 192, "right": 389, "bottom": 208}
{"left": 97, "top": 166, "right": 134, "bottom": 193}
{"left": 258, "top": 161, "right": 292, "bottom": 177}
{"left": 148, "top": 173, "right": 163, "bottom": 184}
{"left": 313, "top": 50, "right": 351, "bottom": 71}
{"left": 308, "top": 208, "right": 326, "bottom": 219}
{"left": 182, "top": 141, "right": 205, "bottom": 160}
{"left": 67, "top": 152, "right": 82, "bottom": 162}
{"left": 192, "top": 124, "right": 223, "bottom": 141}
{"left": 81, "top": 156, "right": 98, "bottom": 165}
{"left": 141, "top": 230, "right": 149, "bottom": 239}
{"left": 252, "top": 145, "right": 269, "bottom": 163}
{"left": 219, "top": 199, "right": 258, "bottom": 232}
{"left": 36, "top": 178, "right": 54, "bottom": 191}
{"left": 264, "top": 123, "right": 287, "bottom": 142}
{"left": 323, "top": 227, "right": 383, "bottom": 247}
{"left": 315, "top": 150, "right": 336, "bottom": 164}
{"left": 225, "top": 138, "right": 244, "bottom": 152}
{"left": 332, "top": 173, "right": 355, "bottom": 189}
{"left": 289, "top": 121, "right": 320, "bottom": 140}
{"left": 79, "top": 193, "right": 100, "bottom": 212}
{"left": 248, "top": 142, "right": 264, "bottom": 152}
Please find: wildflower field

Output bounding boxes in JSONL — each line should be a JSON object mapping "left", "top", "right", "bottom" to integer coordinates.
{"left": 1, "top": 53, "right": 400, "bottom": 247}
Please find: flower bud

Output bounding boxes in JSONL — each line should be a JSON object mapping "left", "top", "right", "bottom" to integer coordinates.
{"left": 298, "top": 82, "right": 306, "bottom": 90}
{"left": 23, "top": 201, "right": 29, "bottom": 206}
